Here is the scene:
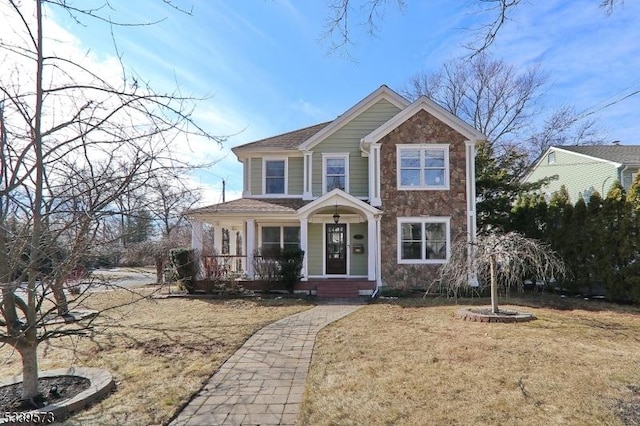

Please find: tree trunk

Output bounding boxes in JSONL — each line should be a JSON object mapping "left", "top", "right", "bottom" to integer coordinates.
{"left": 490, "top": 254, "right": 499, "bottom": 314}
{"left": 156, "top": 258, "right": 164, "bottom": 284}
{"left": 52, "top": 277, "right": 69, "bottom": 316}
{"left": 17, "top": 336, "right": 39, "bottom": 402}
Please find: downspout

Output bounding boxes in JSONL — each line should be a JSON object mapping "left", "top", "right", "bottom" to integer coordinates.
{"left": 618, "top": 165, "right": 629, "bottom": 190}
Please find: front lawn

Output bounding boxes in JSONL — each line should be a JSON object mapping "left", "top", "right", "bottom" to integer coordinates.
{"left": 301, "top": 296, "right": 640, "bottom": 425}
{"left": 0, "top": 289, "right": 311, "bottom": 425}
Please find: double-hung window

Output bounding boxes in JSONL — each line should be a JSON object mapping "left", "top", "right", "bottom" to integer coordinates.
{"left": 264, "top": 159, "right": 286, "bottom": 194}
{"left": 397, "top": 144, "right": 449, "bottom": 190}
{"left": 322, "top": 154, "right": 349, "bottom": 193}
{"left": 260, "top": 226, "right": 300, "bottom": 257}
{"left": 397, "top": 217, "right": 450, "bottom": 264}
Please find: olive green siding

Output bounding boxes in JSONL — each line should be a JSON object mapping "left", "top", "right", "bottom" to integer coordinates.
{"left": 250, "top": 157, "right": 262, "bottom": 195}
{"left": 288, "top": 157, "right": 303, "bottom": 195}
{"left": 525, "top": 149, "right": 618, "bottom": 203}
{"left": 307, "top": 223, "right": 323, "bottom": 275}
{"left": 312, "top": 99, "right": 402, "bottom": 197}
{"left": 349, "top": 222, "right": 368, "bottom": 275}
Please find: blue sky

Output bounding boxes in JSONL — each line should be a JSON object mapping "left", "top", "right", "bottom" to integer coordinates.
{"left": 45, "top": 0, "right": 640, "bottom": 204}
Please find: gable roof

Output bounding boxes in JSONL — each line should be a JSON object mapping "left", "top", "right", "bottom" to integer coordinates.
{"left": 298, "top": 85, "right": 409, "bottom": 151}
{"left": 232, "top": 122, "right": 331, "bottom": 154}
{"left": 362, "top": 96, "right": 486, "bottom": 145}
{"left": 557, "top": 145, "right": 640, "bottom": 166}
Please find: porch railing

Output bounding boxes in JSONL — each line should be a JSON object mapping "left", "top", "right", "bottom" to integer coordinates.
{"left": 201, "top": 255, "right": 247, "bottom": 280}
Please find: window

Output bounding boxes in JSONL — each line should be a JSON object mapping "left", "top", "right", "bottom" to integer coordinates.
{"left": 547, "top": 152, "right": 556, "bottom": 165}
{"left": 397, "top": 145, "right": 449, "bottom": 190}
{"left": 261, "top": 226, "right": 300, "bottom": 257}
{"left": 264, "top": 159, "right": 286, "bottom": 194}
{"left": 397, "top": 218, "right": 450, "bottom": 264}
{"left": 322, "top": 154, "right": 349, "bottom": 193}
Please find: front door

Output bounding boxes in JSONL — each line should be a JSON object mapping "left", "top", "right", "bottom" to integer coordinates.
{"left": 326, "top": 223, "right": 347, "bottom": 275}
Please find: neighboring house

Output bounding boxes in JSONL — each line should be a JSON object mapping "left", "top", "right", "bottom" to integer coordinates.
{"left": 524, "top": 145, "right": 640, "bottom": 203}
{"left": 186, "top": 85, "right": 485, "bottom": 296}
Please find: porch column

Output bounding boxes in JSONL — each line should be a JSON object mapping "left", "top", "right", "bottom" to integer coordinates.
{"left": 367, "top": 215, "right": 376, "bottom": 281}
{"left": 191, "top": 220, "right": 203, "bottom": 253}
{"left": 300, "top": 218, "right": 308, "bottom": 281}
{"left": 246, "top": 219, "right": 255, "bottom": 279}
{"left": 213, "top": 225, "right": 223, "bottom": 255}
{"left": 376, "top": 215, "right": 382, "bottom": 287}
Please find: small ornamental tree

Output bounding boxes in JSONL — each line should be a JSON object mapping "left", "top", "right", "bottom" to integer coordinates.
{"left": 439, "top": 232, "right": 566, "bottom": 313}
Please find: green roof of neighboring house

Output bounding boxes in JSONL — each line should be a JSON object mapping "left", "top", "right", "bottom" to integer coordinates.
{"left": 559, "top": 145, "right": 640, "bottom": 165}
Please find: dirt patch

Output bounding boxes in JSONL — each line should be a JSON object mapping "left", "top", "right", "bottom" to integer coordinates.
{"left": 0, "top": 376, "right": 90, "bottom": 411}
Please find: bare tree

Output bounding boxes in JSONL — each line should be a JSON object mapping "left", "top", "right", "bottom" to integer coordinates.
{"left": 0, "top": 1, "right": 222, "bottom": 404}
{"left": 438, "top": 232, "right": 566, "bottom": 313}
{"left": 404, "top": 53, "right": 604, "bottom": 158}
{"left": 322, "top": 0, "right": 623, "bottom": 55}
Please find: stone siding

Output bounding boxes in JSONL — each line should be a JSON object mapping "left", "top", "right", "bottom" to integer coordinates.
{"left": 379, "top": 109, "right": 469, "bottom": 289}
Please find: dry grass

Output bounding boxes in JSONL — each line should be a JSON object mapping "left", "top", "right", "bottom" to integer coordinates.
{"left": 301, "top": 296, "right": 640, "bottom": 426}
{"left": 0, "top": 289, "right": 311, "bottom": 425}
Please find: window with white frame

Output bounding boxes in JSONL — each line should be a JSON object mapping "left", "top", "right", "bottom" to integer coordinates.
{"left": 397, "top": 145, "right": 449, "bottom": 189}
{"left": 547, "top": 152, "right": 556, "bottom": 165}
{"left": 397, "top": 217, "right": 450, "bottom": 264}
{"left": 323, "top": 154, "right": 349, "bottom": 193}
{"left": 260, "top": 226, "right": 300, "bottom": 257}
{"left": 264, "top": 159, "right": 286, "bottom": 194}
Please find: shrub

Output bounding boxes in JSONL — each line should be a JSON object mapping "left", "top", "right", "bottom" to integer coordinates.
{"left": 280, "top": 248, "right": 304, "bottom": 294}
{"left": 169, "top": 248, "right": 196, "bottom": 293}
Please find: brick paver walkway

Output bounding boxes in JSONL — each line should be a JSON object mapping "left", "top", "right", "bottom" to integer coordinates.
{"left": 170, "top": 305, "right": 362, "bottom": 425}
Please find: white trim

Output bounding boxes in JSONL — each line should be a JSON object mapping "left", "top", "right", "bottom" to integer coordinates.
{"left": 396, "top": 144, "right": 450, "bottom": 190}
{"left": 369, "top": 144, "right": 382, "bottom": 206}
{"left": 303, "top": 151, "right": 313, "bottom": 200}
{"left": 322, "top": 153, "right": 350, "bottom": 194}
{"left": 262, "top": 157, "right": 288, "bottom": 195}
{"left": 362, "top": 96, "right": 485, "bottom": 146}
{"left": 375, "top": 216, "right": 382, "bottom": 287}
{"left": 257, "top": 224, "right": 301, "bottom": 251}
{"left": 396, "top": 217, "right": 451, "bottom": 265}
{"left": 299, "top": 86, "right": 409, "bottom": 151}
{"left": 367, "top": 218, "right": 376, "bottom": 280}
{"left": 242, "top": 159, "right": 250, "bottom": 197}
{"left": 297, "top": 188, "right": 381, "bottom": 219}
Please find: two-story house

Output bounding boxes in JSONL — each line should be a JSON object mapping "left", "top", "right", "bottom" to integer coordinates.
{"left": 186, "top": 85, "right": 485, "bottom": 296}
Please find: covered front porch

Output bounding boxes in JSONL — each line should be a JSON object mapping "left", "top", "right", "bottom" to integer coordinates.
{"left": 187, "top": 190, "right": 382, "bottom": 296}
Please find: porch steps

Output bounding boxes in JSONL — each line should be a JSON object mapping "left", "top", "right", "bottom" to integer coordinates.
{"left": 314, "top": 281, "right": 362, "bottom": 298}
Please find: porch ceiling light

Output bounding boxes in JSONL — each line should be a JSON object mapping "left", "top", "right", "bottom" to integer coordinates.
{"left": 333, "top": 204, "right": 340, "bottom": 224}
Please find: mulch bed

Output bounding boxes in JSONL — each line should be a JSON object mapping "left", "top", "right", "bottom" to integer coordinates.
{"left": 0, "top": 376, "right": 90, "bottom": 411}
{"left": 616, "top": 385, "right": 640, "bottom": 425}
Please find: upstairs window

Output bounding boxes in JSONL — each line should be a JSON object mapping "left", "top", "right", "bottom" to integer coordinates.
{"left": 322, "top": 154, "right": 349, "bottom": 193}
{"left": 264, "top": 159, "right": 286, "bottom": 194}
{"left": 547, "top": 152, "right": 556, "bottom": 165}
{"left": 397, "top": 144, "right": 449, "bottom": 190}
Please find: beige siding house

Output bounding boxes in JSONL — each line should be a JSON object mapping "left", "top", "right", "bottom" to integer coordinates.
{"left": 187, "top": 86, "right": 485, "bottom": 296}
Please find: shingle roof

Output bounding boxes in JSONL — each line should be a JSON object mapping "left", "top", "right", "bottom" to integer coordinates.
{"left": 232, "top": 122, "right": 332, "bottom": 152}
{"left": 187, "top": 198, "right": 312, "bottom": 215}
{"left": 559, "top": 145, "right": 640, "bottom": 165}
